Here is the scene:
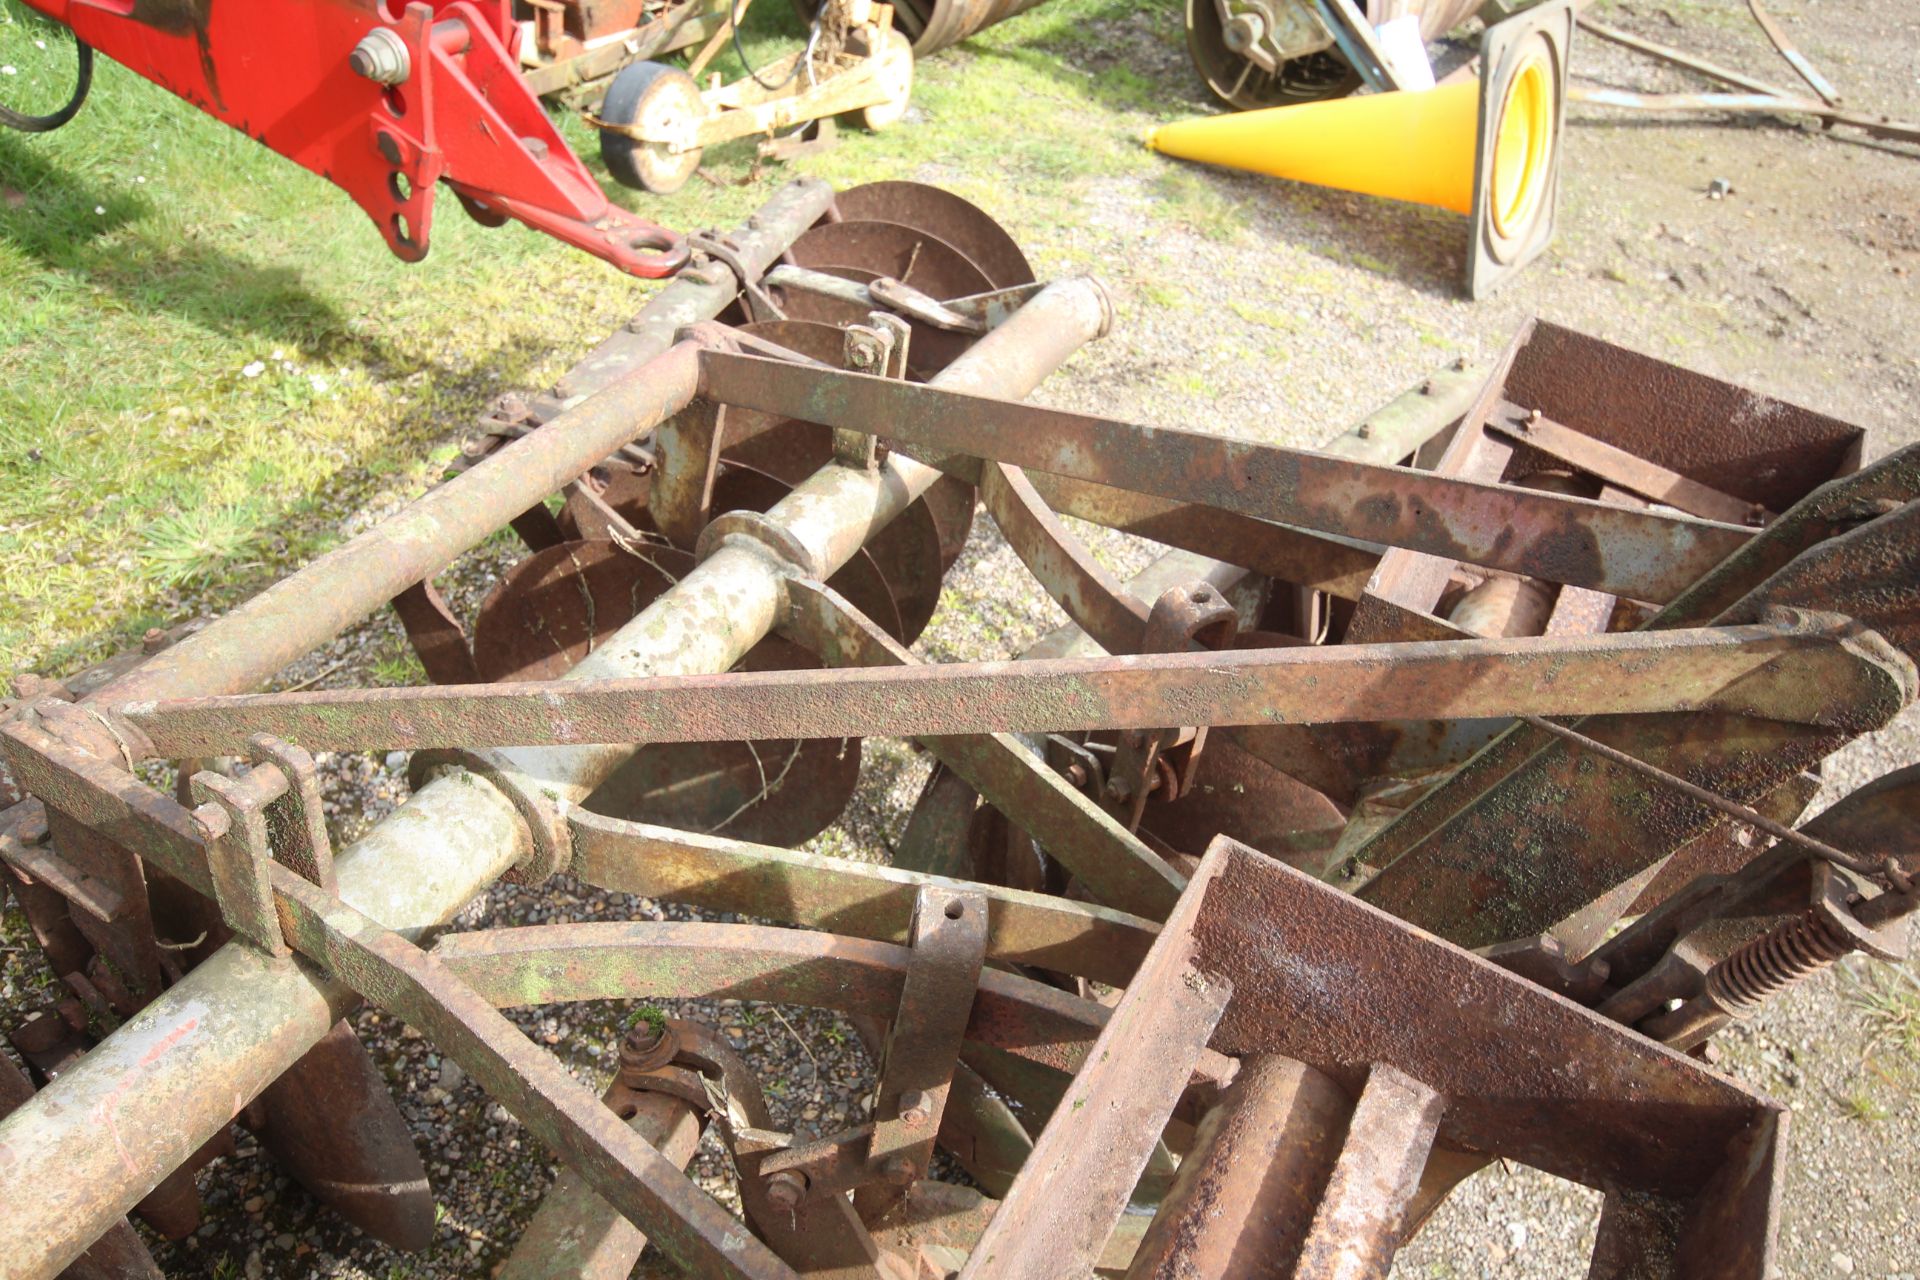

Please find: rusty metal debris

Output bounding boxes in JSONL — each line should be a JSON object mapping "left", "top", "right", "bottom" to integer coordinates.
{"left": 3, "top": 176, "right": 1919, "bottom": 1280}
{"left": 1573, "top": 8, "right": 1920, "bottom": 147}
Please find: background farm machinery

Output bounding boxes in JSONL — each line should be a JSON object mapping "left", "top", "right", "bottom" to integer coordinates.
{"left": 2, "top": 178, "right": 1918, "bottom": 1278}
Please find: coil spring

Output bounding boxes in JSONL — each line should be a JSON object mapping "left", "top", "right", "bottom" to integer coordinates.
{"left": 1705, "top": 908, "right": 1854, "bottom": 1016}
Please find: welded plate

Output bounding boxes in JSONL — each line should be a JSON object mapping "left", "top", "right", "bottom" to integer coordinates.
{"left": 832, "top": 181, "right": 1036, "bottom": 288}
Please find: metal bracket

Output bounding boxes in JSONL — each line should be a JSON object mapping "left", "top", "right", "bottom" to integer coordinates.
{"left": 189, "top": 767, "right": 292, "bottom": 957}
{"left": 1103, "top": 583, "right": 1239, "bottom": 831}
{"left": 688, "top": 230, "right": 786, "bottom": 324}
{"left": 835, "top": 316, "right": 910, "bottom": 470}
{"left": 867, "top": 277, "right": 989, "bottom": 335}
{"left": 859, "top": 883, "right": 987, "bottom": 1217}
{"left": 248, "top": 735, "right": 336, "bottom": 894}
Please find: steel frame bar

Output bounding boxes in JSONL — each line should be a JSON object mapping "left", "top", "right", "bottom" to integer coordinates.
{"left": 1022, "top": 470, "right": 1382, "bottom": 602}
{"left": 1745, "top": 0, "right": 1841, "bottom": 104}
{"left": 696, "top": 350, "right": 1755, "bottom": 604}
{"left": 269, "top": 867, "right": 796, "bottom": 1280}
{"left": 1568, "top": 85, "right": 1920, "bottom": 144}
{"left": 422, "top": 921, "right": 1241, "bottom": 1089}
{"left": 0, "top": 276, "right": 1116, "bottom": 1280}
{"left": 980, "top": 462, "right": 1153, "bottom": 646}
{"left": 1343, "top": 447, "right": 1920, "bottom": 884}
{"left": 1485, "top": 403, "right": 1756, "bottom": 525}
{"left": 495, "top": 1091, "right": 705, "bottom": 1280}
{"left": 105, "top": 617, "right": 1887, "bottom": 756}
{"left": 777, "top": 577, "right": 1187, "bottom": 918}
{"left": 861, "top": 884, "right": 988, "bottom": 1214}
{"left": 567, "top": 811, "right": 1157, "bottom": 987}
{"left": 1357, "top": 501, "right": 1920, "bottom": 952}
{"left": 1293, "top": 1065, "right": 1444, "bottom": 1278}
{"left": 957, "top": 901, "right": 1233, "bottom": 1280}
{"left": 95, "top": 343, "right": 701, "bottom": 708}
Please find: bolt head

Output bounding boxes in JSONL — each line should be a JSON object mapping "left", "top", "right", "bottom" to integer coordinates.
{"left": 898, "top": 1089, "right": 932, "bottom": 1125}
{"left": 764, "top": 1170, "right": 808, "bottom": 1210}
{"left": 881, "top": 1155, "right": 917, "bottom": 1187}
{"left": 349, "top": 28, "right": 412, "bottom": 86}
{"left": 1222, "top": 12, "right": 1265, "bottom": 53}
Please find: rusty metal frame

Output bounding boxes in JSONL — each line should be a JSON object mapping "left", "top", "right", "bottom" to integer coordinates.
{"left": 986, "top": 837, "right": 1789, "bottom": 1279}
{"left": 1, "top": 182, "right": 1917, "bottom": 1280}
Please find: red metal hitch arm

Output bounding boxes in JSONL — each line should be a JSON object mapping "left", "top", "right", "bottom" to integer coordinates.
{"left": 20, "top": 0, "right": 689, "bottom": 279}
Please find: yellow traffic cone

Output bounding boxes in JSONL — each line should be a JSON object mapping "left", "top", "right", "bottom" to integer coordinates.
{"left": 1144, "top": 0, "right": 1569, "bottom": 298}
{"left": 1144, "top": 78, "right": 1485, "bottom": 217}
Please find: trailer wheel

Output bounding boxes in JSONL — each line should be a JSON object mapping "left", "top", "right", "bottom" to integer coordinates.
{"left": 599, "top": 61, "right": 707, "bottom": 194}
{"left": 857, "top": 30, "right": 915, "bottom": 132}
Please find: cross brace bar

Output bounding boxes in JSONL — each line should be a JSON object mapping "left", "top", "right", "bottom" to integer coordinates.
{"left": 696, "top": 350, "right": 1754, "bottom": 604}
{"left": 111, "top": 616, "right": 1885, "bottom": 757}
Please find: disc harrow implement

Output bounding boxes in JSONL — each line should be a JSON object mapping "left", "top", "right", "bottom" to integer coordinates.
{"left": 2, "top": 178, "right": 1918, "bottom": 1280}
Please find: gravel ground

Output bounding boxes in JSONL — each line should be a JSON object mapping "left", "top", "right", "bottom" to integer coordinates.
{"left": 6, "top": 0, "right": 1920, "bottom": 1276}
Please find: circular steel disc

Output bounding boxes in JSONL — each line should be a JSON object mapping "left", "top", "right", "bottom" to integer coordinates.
{"left": 585, "top": 637, "right": 862, "bottom": 848}
{"left": 472, "top": 540, "right": 861, "bottom": 844}
{"left": 1137, "top": 734, "right": 1346, "bottom": 863}
{"left": 471, "top": 540, "right": 691, "bottom": 682}
{"left": 737, "top": 319, "right": 850, "bottom": 363}
{"left": 726, "top": 322, "right": 843, "bottom": 475}
{"left": 921, "top": 476, "right": 977, "bottom": 572}
{"left": 788, "top": 220, "right": 993, "bottom": 300}
{"left": 831, "top": 182, "right": 1035, "bottom": 289}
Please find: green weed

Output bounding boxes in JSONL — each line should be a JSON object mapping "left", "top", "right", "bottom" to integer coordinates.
{"left": 1840, "top": 960, "right": 1920, "bottom": 1060}
{"left": 370, "top": 647, "right": 426, "bottom": 687}
{"left": 1836, "top": 1092, "right": 1889, "bottom": 1123}
{"left": 1227, "top": 299, "right": 1303, "bottom": 333}
{"left": 138, "top": 505, "right": 261, "bottom": 587}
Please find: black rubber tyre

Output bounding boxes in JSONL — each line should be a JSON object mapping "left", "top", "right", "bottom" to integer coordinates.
{"left": 598, "top": 60, "right": 706, "bottom": 194}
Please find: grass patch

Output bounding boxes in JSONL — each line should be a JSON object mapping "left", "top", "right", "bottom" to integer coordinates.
{"left": 1227, "top": 298, "right": 1304, "bottom": 333}
{"left": 1840, "top": 959, "right": 1920, "bottom": 1062}
{"left": 1153, "top": 168, "right": 1249, "bottom": 242}
{"left": 138, "top": 504, "right": 263, "bottom": 587}
{"left": 369, "top": 644, "right": 426, "bottom": 688}
{"left": 1835, "top": 1091, "right": 1889, "bottom": 1124}
{"left": 1, "top": 0, "right": 1247, "bottom": 680}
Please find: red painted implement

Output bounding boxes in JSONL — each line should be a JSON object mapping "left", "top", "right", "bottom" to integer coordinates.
{"left": 16, "top": 0, "right": 689, "bottom": 275}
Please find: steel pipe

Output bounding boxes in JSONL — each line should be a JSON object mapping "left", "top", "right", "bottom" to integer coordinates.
{"left": 94, "top": 178, "right": 837, "bottom": 708}
{"left": 0, "top": 274, "right": 1113, "bottom": 1280}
